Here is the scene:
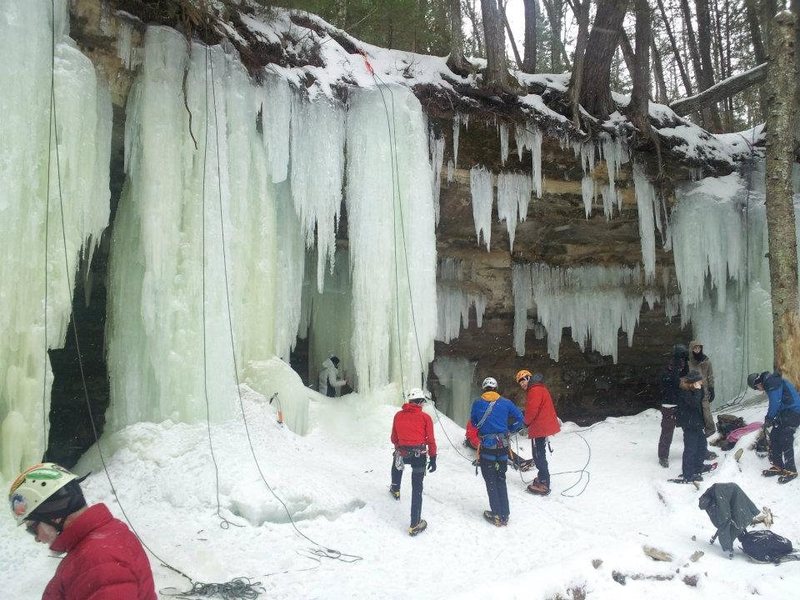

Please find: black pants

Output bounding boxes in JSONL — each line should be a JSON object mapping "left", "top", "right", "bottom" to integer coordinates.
{"left": 390, "top": 453, "right": 426, "bottom": 526}
{"left": 658, "top": 406, "right": 677, "bottom": 460}
{"left": 770, "top": 411, "right": 800, "bottom": 472}
{"left": 531, "top": 437, "right": 549, "bottom": 485}
{"left": 682, "top": 427, "right": 706, "bottom": 478}
{"left": 480, "top": 453, "right": 509, "bottom": 520}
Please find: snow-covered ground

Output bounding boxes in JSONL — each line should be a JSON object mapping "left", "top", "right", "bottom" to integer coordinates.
{"left": 2, "top": 386, "right": 797, "bottom": 599}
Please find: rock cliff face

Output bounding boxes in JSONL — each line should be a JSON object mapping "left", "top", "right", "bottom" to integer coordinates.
{"left": 46, "top": 0, "right": 739, "bottom": 464}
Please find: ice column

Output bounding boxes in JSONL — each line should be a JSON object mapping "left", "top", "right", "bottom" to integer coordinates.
{"left": 497, "top": 172, "right": 532, "bottom": 251}
{"left": 0, "top": 0, "right": 111, "bottom": 479}
{"left": 633, "top": 163, "right": 658, "bottom": 282}
{"left": 499, "top": 123, "right": 509, "bottom": 165}
{"left": 432, "top": 357, "right": 477, "bottom": 428}
{"left": 346, "top": 85, "right": 437, "bottom": 392}
{"left": 515, "top": 123, "right": 543, "bottom": 198}
{"left": 291, "top": 91, "right": 345, "bottom": 292}
{"left": 470, "top": 166, "right": 494, "bottom": 250}
{"left": 436, "top": 258, "right": 486, "bottom": 343}
{"left": 429, "top": 130, "right": 445, "bottom": 225}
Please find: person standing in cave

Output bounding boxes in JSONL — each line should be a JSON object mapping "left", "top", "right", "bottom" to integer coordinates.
{"left": 517, "top": 371, "right": 560, "bottom": 496}
{"left": 318, "top": 355, "right": 348, "bottom": 397}
{"left": 9, "top": 463, "right": 156, "bottom": 599}
{"left": 688, "top": 339, "right": 718, "bottom": 460}
{"left": 658, "top": 344, "right": 689, "bottom": 468}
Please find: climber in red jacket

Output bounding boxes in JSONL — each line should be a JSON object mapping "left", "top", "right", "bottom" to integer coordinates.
{"left": 390, "top": 388, "right": 437, "bottom": 536}
{"left": 9, "top": 463, "right": 156, "bottom": 600}
{"left": 517, "top": 370, "right": 561, "bottom": 496}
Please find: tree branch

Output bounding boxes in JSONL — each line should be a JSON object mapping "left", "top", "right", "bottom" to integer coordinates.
{"left": 669, "top": 62, "right": 767, "bottom": 116}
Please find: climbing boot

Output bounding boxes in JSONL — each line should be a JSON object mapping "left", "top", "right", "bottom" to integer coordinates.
{"left": 778, "top": 471, "right": 797, "bottom": 485}
{"left": 408, "top": 519, "right": 427, "bottom": 536}
{"left": 389, "top": 486, "right": 400, "bottom": 500}
{"left": 705, "top": 451, "right": 718, "bottom": 460}
{"left": 527, "top": 481, "right": 551, "bottom": 496}
{"left": 482, "top": 510, "right": 504, "bottom": 527}
{"left": 762, "top": 465, "right": 785, "bottom": 478}
{"left": 659, "top": 458, "right": 669, "bottom": 468}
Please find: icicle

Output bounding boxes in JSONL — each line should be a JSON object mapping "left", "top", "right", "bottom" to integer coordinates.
{"left": 429, "top": 130, "right": 445, "bottom": 225}
{"left": 436, "top": 258, "right": 486, "bottom": 343}
{"left": 512, "top": 263, "right": 532, "bottom": 356}
{"left": 290, "top": 91, "right": 346, "bottom": 292}
{"left": 446, "top": 158, "right": 454, "bottom": 183}
{"left": 470, "top": 165, "right": 494, "bottom": 251}
{"left": 262, "top": 72, "right": 291, "bottom": 183}
{"left": 452, "top": 113, "right": 461, "bottom": 168}
{"left": 581, "top": 175, "right": 595, "bottom": 218}
{"left": 633, "top": 163, "right": 657, "bottom": 282}
{"left": 499, "top": 122, "right": 509, "bottom": 166}
{"left": 116, "top": 20, "right": 138, "bottom": 69}
{"left": 497, "top": 172, "right": 532, "bottom": 251}
{"left": 514, "top": 123, "right": 543, "bottom": 198}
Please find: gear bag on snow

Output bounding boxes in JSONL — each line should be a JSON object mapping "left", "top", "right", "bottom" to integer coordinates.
{"left": 716, "top": 414, "right": 746, "bottom": 438}
{"left": 698, "top": 483, "right": 760, "bottom": 553}
{"left": 738, "top": 530, "right": 794, "bottom": 563}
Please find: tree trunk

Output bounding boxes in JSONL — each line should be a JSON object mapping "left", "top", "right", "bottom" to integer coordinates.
{"left": 542, "top": 0, "right": 567, "bottom": 72}
{"left": 630, "top": 0, "right": 651, "bottom": 135}
{"left": 503, "top": 9, "right": 524, "bottom": 68}
{"left": 679, "top": 0, "right": 703, "bottom": 86}
{"left": 670, "top": 63, "right": 767, "bottom": 116}
{"left": 764, "top": 11, "right": 800, "bottom": 382}
{"left": 522, "top": 0, "right": 538, "bottom": 73}
{"left": 480, "top": 0, "right": 510, "bottom": 91}
{"left": 655, "top": 0, "right": 693, "bottom": 95}
{"left": 464, "top": 0, "right": 485, "bottom": 56}
{"left": 695, "top": 0, "right": 722, "bottom": 130}
{"left": 619, "top": 30, "right": 636, "bottom": 79}
{"left": 577, "top": 0, "right": 630, "bottom": 120}
{"left": 651, "top": 37, "right": 668, "bottom": 103}
{"left": 745, "top": 0, "right": 768, "bottom": 120}
{"left": 447, "top": 0, "right": 470, "bottom": 74}
{"left": 567, "top": 0, "right": 591, "bottom": 125}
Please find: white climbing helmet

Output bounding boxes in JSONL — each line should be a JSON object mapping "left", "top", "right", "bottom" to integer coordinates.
{"left": 405, "top": 388, "right": 427, "bottom": 403}
{"left": 8, "top": 463, "right": 82, "bottom": 524}
{"left": 481, "top": 376, "right": 498, "bottom": 390}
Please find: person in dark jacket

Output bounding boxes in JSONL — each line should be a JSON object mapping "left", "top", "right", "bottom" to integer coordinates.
{"left": 390, "top": 388, "right": 437, "bottom": 536}
{"left": 674, "top": 371, "right": 708, "bottom": 483}
{"left": 470, "top": 376, "right": 524, "bottom": 527}
{"left": 9, "top": 463, "right": 156, "bottom": 600}
{"left": 517, "top": 370, "right": 560, "bottom": 495}
{"left": 658, "top": 344, "right": 689, "bottom": 468}
{"left": 748, "top": 371, "right": 800, "bottom": 484}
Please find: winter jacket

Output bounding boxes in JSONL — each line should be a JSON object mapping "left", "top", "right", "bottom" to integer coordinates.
{"left": 660, "top": 357, "right": 688, "bottom": 407}
{"left": 699, "top": 483, "right": 760, "bottom": 553}
{"left": 688, "top": 339, "right": 715, "bottom": 403}
{"left": 524, "top": 382, "right": 560, "bottom": 438}
{"left": 470, "top": 391, "right": 524, "bottom": 450}
{"left": 43, "top": 503, "right": 156, "bottom": 600}
{"left": 318, "top": 358, "right": 346, "bottom": 397}
{"left": 763, "top": 372, "right": 800, "bottom": 421}
{"left": 675, "top": 380, "right": 704, "bottom": 430}
{"left": 391, "top": 403, "right": 437, "bottom": 457}
{"left": 465, "top": 420, "right": 480, "bottom": 450}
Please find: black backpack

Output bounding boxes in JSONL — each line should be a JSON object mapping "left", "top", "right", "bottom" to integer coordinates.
{"left": 739, "top": 530, "right": 794, "bottom": 563}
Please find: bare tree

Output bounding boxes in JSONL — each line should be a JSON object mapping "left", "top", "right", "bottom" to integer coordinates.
{"left": 574, "top": 0, "right": 630, "bottom": 120}
{"left": 651, "top": 38, "right": 668, "bottom": 103}
{"left": 542, "top": 0, "right": 569, "bottom": 71}
{"left": 464, "top": 0, "right": 485, "bottom": 56}
{"left": 567, "top": 0, "right": 591, "bottom": 125}
{"left": 522, "top": 0, "right": 538, "bottom": 73}
{"left": 656, "top": 0, "right": 693, "bottom": 96}
{"left": 695, "top": 0, "right": 722, "bottom": 130}
{"left": 764, "top": 10, "right": 800, "bottom": 383}
{"left": 630, "top": 0, "right": 651, "bottom": 135}
{"left": 447, "top": 0, "right": 470, "bottom": 74}
{"left": 480, "top": 0, "right": 511, "bottom": 91}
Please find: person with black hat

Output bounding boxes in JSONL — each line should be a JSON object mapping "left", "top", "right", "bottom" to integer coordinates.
{"left": 658, "top": 344, "right": 689, "bottom": 468}
{"left": 8, "top": 463, "right": 156, "bottom": 599}
{"left": 670, "top": 371, "right": 712, "bottom": 483}
{"left": 318, "top": 355, "right": 348, "bottom": 397}
{"left": 748, "top": 371, "right": 800, "bottom": 484}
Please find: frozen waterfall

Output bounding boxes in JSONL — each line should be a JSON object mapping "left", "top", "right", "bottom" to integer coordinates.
{"left": 0, "top": 0, "right": 112, "bottom": 479}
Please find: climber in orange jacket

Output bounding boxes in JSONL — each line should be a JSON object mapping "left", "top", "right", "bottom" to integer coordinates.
{"left": 517, "top": 370, "right": 560, "bottom": 495}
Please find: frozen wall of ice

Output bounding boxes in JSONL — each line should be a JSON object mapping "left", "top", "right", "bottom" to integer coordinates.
{"left": 0, "top": 0, "right": 112, "bottom": 479}
{"left": 436, "top": 258, "right": 486, "bottom": 343}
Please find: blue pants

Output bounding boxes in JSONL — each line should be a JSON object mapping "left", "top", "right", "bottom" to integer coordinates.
{"left": 479, "top": 454, "right": 509, "bottom": 520}
{"left": 531, "top": 437, "right": 549, "bottom": 485}
{"left": 390, "top": 453, "right": 426, "bottom": 526}
{"left": 682, "top": 427, "right": 706, "bottom": 478}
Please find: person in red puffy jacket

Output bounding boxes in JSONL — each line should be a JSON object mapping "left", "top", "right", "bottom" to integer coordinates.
{"left": 9, "top": 463, "right": 156, "bottom": 600}
{"left": 517, "top": 371, "right": 560, "bottom": 496}
{"left": 390, "top": 389, "right": 437, "bottom": 536}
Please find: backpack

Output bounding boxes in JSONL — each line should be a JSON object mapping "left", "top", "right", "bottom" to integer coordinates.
{"left": 717, "top": 414, "right": 746, "bottom": 438}
{"left": 738, "top": 530, "right": 794, "bottom": 563}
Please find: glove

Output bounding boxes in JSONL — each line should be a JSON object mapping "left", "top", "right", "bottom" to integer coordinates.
{"left": 427, "top": 456, "right": 437, "bottom": 473}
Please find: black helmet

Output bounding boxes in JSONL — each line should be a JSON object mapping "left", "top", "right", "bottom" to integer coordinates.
{"left": 672, "top": 344, "right": 689, "bottom": 360}
{"left": 747, "top": 372, "right": 768, "bottom": 389}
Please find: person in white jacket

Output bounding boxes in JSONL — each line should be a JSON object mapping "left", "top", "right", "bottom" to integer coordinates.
{"left": 319, "top": 356, "right": 348, "bottom": 397}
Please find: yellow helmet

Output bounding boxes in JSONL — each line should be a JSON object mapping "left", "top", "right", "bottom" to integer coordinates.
{"left": 8, "top": 463, "right": 83, "bottom": 524}
{"left": 515, "top": 369, "right": 532, "bottom": 383}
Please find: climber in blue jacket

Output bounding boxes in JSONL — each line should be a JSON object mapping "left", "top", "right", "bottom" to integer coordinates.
{"left": 748, "top": 371, "right": 800, "bottom": 484}
{"left": 471, "top": 376, "right": 525, "bottom": 527}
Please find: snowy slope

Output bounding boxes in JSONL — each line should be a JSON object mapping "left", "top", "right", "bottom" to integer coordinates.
{"left": 2, "top": 382, "right": 798, "bottom": 599}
